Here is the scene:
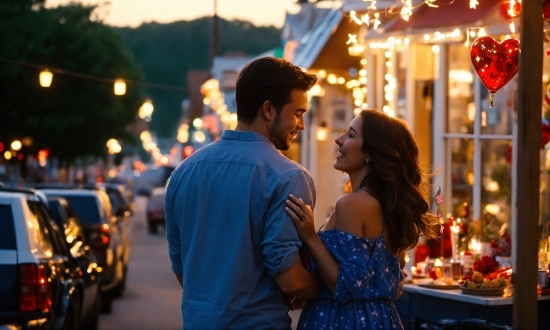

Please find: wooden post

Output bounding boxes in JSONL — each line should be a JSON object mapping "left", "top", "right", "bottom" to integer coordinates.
{"left": 513, "top": 0, "right": 543, "bottom": 328}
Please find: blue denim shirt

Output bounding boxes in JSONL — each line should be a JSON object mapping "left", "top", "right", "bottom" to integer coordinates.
{"left": 165, "top": 130, "right": 316, "bottom": 330}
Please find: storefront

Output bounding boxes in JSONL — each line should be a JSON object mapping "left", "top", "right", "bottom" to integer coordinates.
{"left": 289, "top": 0, "right": 549, "bottom": 327}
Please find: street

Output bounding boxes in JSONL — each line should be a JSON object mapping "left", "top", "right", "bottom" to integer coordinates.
{"left": 98, "top": 196, "right": 182, "bottom": 329}
{"left": 99, "top": 196, "right": 301, "bottom": 329}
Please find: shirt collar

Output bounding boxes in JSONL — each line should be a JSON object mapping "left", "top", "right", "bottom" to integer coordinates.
{"left": 221, "top": 130, "right": 273, "bottom": 146}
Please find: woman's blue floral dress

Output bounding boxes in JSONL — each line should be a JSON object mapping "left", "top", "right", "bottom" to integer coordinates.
{"left": 298, "top": 229, "right": 404, "bottom": 330}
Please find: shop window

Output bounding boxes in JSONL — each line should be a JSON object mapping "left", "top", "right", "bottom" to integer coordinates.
{"left": 443, "top": 43, "right": 514, "bottom": 227}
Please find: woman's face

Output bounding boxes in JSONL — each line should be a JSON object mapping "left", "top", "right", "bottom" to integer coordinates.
{"left": 334, "top": 115, "right": 369, "bottom": 174}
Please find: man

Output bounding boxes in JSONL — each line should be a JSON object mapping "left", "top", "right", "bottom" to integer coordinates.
{"left": 165, "top": 57, "right": 321, "bottom": 329}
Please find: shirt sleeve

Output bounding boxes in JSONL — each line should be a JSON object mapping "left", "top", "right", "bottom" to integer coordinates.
{"left": 165, "top": 171, "right": 183, "bottom": 275}
{"left": 262, "top": 169, "right": 316, "bottom": 277}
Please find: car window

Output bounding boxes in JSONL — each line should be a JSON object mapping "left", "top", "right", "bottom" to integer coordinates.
{"left": 26, "top": 201, "right": 55, "bottom": 258}
{"left": 47, "top": 200, "right": 65, "bottom": 227}
{"left": 106, "top": 190, "right": 122, "bottom": 211}
{"left": 62, "top": 196, "right": 102, "bottom": 224}
{"left": 38, "top": 202, "right": 71, "bottom": 254}
{"left": 0, "top": 205, "right": 16, "bottom": 250}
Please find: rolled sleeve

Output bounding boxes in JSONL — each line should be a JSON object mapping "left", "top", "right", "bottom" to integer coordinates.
{"left": 262, "top": 170, "right": 315, "bottom": 277}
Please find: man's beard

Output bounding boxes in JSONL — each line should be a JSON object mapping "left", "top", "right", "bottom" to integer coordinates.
{"left": 268, "top": 113, "right": 291, "bottom": 151}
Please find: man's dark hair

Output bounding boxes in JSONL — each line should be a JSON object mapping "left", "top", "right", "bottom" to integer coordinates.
{"left": 235, "top": 57, "right": 317, "bottom": 124}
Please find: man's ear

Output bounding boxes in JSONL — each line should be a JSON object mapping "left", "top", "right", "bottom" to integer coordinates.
{"left": 261, "top": 100, "right": 274, "bottom": 121}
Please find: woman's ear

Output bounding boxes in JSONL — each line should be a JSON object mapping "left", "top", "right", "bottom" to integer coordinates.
{"left": 261, "top": 100, "right": 274, "bottom": 121}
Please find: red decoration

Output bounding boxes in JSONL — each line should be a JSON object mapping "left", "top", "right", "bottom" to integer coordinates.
{"left": 499, "top": 0, "right": 521, "bottom": 19}
{"left": 470, "top": 36, "right": 520, "bottom": 106}
{"left": 544, "top": 0, "right": 550, "bottom": 22}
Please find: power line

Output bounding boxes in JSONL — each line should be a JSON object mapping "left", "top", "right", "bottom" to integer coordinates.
{"left": 0, "top": 56, "right": 187, "bottom": 92}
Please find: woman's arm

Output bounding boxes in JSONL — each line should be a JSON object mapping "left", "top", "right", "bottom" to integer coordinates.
{"left": 286, "top": 194, "right": 340, "bottom": 292}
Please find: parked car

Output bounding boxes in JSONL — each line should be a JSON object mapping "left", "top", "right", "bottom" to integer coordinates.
{"left": 37, "top": 187, "right": 128, "bottom": 313}
{"left": 0, "top": 188, "right": 100, "bottom": 329}
{"left": 146, "top": 187, "right": 166, "bottom": 234}
{"left": 97, "top": 182, "right": 134, "bottom": 217}
{"left": 133, "top": 165, "right": 175, "bottom": 197}
{"left": 93, "top": 183, "right": 132, "bottom": 295}
{"left": 46, "top": 195, "right": 101, "bottom": 328}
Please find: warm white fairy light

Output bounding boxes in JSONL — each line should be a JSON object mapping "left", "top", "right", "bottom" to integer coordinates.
{"left": 401, "top": 0, "right": 413, "bottom": 21}
{"left": 469, "top": 0, "right": 479, "bottom": 9}
{"left": 372, "top": 13, "right": 381, "bottom": 29}
{"left": 367, "top": 0, "right": 377, "bottom": 11}
{"left": 349, "top": 10, "right": 363, "bottom": 25}
{"left": 425, "top": 0, "right": 439, "bottom": 8}
{"left": 346, "top": 34, "right": 358, "bottom": 45}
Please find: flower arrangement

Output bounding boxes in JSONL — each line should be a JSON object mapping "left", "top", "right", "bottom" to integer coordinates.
{"left": 467, "top": 211, "right": 511, "bottom": 257}
{"left": 468, "top": 211, "right": 503, "bottom": 243}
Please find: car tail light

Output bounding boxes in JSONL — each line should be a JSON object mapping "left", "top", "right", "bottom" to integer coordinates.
{"left": 100, "top": 223, "right": 110, "bottom": 245}
{"left": 19, "top": 264, "right": 52, "bottom": 312}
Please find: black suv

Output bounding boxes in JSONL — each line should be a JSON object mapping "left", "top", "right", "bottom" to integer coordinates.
{"left": 0, "top": 188, "right": 100, "bottom": 329}
{"left": 37, "top": 187, "right": 129, "bottom": 313}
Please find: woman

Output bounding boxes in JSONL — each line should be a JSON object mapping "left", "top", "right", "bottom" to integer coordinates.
{"left": 286, "top": 109, "right": 439, "bottom": 329}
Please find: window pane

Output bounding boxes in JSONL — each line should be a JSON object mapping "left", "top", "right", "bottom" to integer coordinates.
{"left": 0, "top": 205, "right": 16, "bottom": 250}
{"left": 480, "top": 78, "right": 515, "bottom": 136}
{"left": 447, "top": 44, "right": 474, "bottom": 134}
{"left": 450, "top": 138, "right": 474, "bottom": 215}
{"left": 480, "top": 139, "right": 512, "bottom": 244}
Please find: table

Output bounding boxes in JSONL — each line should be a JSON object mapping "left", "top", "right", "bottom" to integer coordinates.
{"left": 395, "top": 283, "right": 550, "bottom": 329}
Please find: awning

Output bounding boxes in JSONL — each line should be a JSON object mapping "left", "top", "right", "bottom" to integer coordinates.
{"left": 369, "top": 0, "right": 508, "bottom": 37}
{"left": 292, "top": 9, "right": 361, "bottom": 72}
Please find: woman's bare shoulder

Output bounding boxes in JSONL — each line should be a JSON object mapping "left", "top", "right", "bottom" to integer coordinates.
{"left": 334, "top": 190, "right": 384, "bottom": 239}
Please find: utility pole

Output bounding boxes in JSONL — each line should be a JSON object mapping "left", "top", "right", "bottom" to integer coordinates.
{"left": 209, "top": 0, "right": 219, "bottom": 71}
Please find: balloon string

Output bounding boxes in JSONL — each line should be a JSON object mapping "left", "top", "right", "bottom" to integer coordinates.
{"left": 489, "top": 93, "right": 495, "bottom": 108}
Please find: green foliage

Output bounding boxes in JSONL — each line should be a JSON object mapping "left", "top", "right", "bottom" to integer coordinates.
{"left": 115, "top": 17, "right": 281, "bottom": 138}
{"left": 0, "top": 2, "right": 145, "bottom": 162}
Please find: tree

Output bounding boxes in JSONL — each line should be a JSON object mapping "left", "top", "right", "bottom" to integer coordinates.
{"left": 115, "top": 17, "right": 281, "bottom": 138}
{"left": 0, "top": 0, "right": 146, "bottom": 162}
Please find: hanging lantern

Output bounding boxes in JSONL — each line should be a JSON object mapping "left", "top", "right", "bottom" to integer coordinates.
{"left": 39, "top": 70, "right": 53, "bottom": 87}
{"left": 316, "top": 122, "right": 328, "bottom": 141}
{"left": 470, "top": 36, "right": 519, "bottom": 107}
{"left": 114, "top": 80, "right": 126, "bottom": 95}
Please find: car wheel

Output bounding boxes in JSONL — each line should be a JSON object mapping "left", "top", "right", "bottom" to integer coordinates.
{"left": 62, "top": 293, "right": 81, "bottom": 330}
{"left": 100, "top": 291, "right": 114, "bottom": 314}
{"left": 82, "top": 288, "right": 100, "bottom": 330}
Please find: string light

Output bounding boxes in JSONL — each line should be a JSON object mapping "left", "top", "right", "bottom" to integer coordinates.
{"left": 0, "top": 55, "right": 187, "bottom": 93}
{"left": 114, "top": 80, "right": 126, "bottom": 96}
{"left": 39, "top": 70, "right": 53, "bottom": 87}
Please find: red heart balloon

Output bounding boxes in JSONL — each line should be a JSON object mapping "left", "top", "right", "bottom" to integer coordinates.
{"left": 470, "top": 36, "right": 519, "bottom": 94}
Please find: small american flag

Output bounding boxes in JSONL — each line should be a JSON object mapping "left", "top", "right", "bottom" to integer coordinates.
{"left": 435, "top": 186, "right": 444, "bottom": 205}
